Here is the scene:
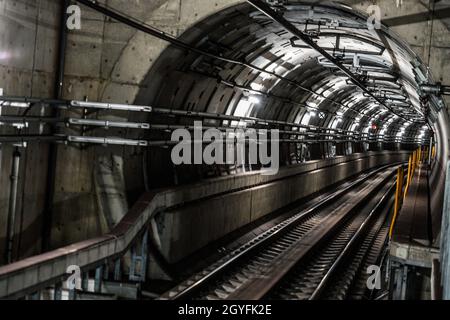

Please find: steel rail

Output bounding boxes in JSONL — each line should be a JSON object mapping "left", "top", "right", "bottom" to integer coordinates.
{"left": 309, "top": 181, "right": 396, "bottom": 299}
{"left": 166, "top": 164, "right": 398, "bottom": 300}
{"left": 224, "top": 166, "right": 397, "bottom": 300}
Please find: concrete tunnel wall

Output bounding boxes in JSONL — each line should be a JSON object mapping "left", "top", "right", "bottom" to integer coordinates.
{"left": 43, "top": 1, "right": 450, "bottom": 253}
{"left": 0, "top": 0, "right": 59, "bottom": 263}
{"left": 0, "top": 0, "right": 449, "bottom": 265}
{"left": 430, "top": 109, "right": 450, "bottom": 243}
{"left": 157, "top": 151, "right": 409, "bottom": 264}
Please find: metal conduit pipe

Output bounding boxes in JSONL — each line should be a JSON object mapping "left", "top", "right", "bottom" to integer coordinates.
{"left": 4, "top": 148, "right": 20, "bottom": 264}
{"left": 41, "top": 0, "right": 70, "bottom": 252}
{"left": 0, "top": 116, "right": 61, "bottom": 124}
{"left": 421, "top": 83, "right": 450, "bottom": 96}
{"left": 66, "top": 119, "right": 369, "bottom": 140}
{"left": 70, "top": 100, "right": 152, "bottom": 112}
{"left": 0, "top": 134, "right": 426, "bottom": 147}
{"left": 1, "top": 116, "right": 366, "bottom": 140}
{"left": 0, "top": 119, "right": 427, "bottom": 143}
{"left": 0, "top": 98, "right": 153, "bottom": 113}
{"left": 0, "top": 97, "right": 376, "bottom": 135}
{"left": 65, "top": 136, "right": 423, "bottom": 147}
{"left": 0, "top": 98, "right": 428, "bottom": 145}
{"left": 0, "top": 95, "right": 383, "bottom": 128}
{"left": 443, "top": 86, "right": 450, "bottom": 95}
{"left": 0, "top": 136, "right": 65, "bottom": 144}
{"left": 151, "top": 108, "right": 362, "bottom": 135}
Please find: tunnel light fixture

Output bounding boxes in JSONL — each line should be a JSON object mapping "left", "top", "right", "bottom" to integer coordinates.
{"left": 250, "top": 83, "right": 264, "bottom": 92}
{"left": 231, "top": 99, "right": 254, "bottom": 127}
{"left": 308, "top": 102, "right": 318, "bottom": 109}
{"left": 301, "top": 112, "right": 312, "bottom": 126}
{"left": 248, "top": 96, "right": 261, "bottom": 105}
{"left": 350, "top": 122, "right": 359, "bottom": 131}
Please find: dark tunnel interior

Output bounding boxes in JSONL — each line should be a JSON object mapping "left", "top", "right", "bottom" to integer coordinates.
{"left": 0, "top": 0, "right": 450, "bottom": 303}
{"left": 130, "top": 2, "right": 439, "bottom": 190}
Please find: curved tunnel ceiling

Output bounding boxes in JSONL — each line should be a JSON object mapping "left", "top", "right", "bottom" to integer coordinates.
{"left": 136, "top": 1, "right": 437, "bottom": 147}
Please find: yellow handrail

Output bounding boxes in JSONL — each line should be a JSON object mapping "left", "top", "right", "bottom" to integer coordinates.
{"left": 391, "top": 147, "right": 422, "bottom": 238}
{"left": 404, "top": 153, "right": 412, "bottom": 199}
{"left": 389, "top": 166, "right": 404, "bottom": 238}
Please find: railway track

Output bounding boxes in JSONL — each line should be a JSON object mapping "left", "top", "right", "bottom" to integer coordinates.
{"left": 270, "top": 182, "right": 394, "bottom": 300}
{"left": 160, "top": 164, "right": 400, "bottom": 300}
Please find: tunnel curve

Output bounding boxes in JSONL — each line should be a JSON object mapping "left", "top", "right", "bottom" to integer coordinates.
{"left": 126, "top": 1, "right": 447, "bottom": 191}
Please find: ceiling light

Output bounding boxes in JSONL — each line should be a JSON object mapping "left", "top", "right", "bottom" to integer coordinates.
{"left": 248, "top": 96, "right": 261, "bottom": 104}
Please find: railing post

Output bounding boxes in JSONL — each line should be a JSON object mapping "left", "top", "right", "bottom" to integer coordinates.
{"left": 27, "top": 291, "right": 40, "bottom": 300}
{"left": 428, "top": 137, "right": 434, "bottom": 166}
{"left": 141, "top": 230, "right": 149, "bottom": 281}
{"left": 82, "top": 272, "right": 89, "bottom": 291}
{"left": 53, "top": 283, "right": 62, "bottom": 300}
{"left": 68, "top": 287, "right": 76, "bottom": 300}
{"left": 94, "top": 266, "right": 103, "bottom": 293}
{"left": 404, "top": 154, "right": 412, "bottom": 199}
{"left": 129, "top": 229, "right": 149, "bottom": 282}
{"left": 390, "top": 166, "right": 404, "bottom": 239}
{"left": 114, "top": 259, "right": 122, "bottom": 281}
{"left": 129, "top": 245, "right": 138, "bottom": 281}
{"left": 103, "top": 263, "right": 110, "bottom": 281}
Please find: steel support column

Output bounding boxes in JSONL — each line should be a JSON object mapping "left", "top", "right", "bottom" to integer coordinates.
{"left": 42, "top": 0, "right": 69, "bottom": 252}
{"left": 5, "top": 148, "right": 21, "bottom": 264}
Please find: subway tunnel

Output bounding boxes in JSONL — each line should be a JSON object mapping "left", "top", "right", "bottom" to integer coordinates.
{"left": 0, "top": 0, "right": 450, "bottom": 303}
